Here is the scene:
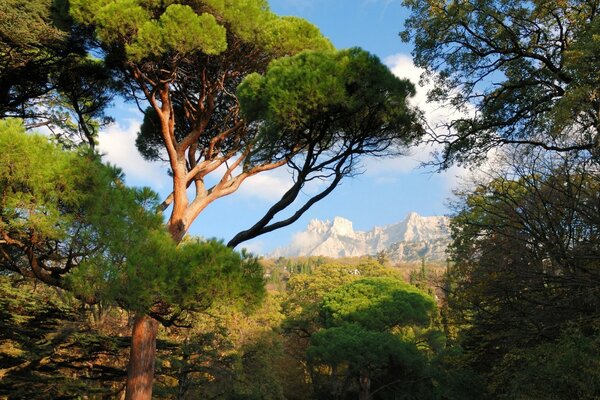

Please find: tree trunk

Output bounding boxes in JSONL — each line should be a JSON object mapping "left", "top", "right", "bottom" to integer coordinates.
{"left": 358, "top": 373, "right": 370, "bottom": 400}
{"left": 125, "top": 314, "right": 159, "bottom": 400}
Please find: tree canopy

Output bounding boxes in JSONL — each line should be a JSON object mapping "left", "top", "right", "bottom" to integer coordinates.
{"left": 0, "top": 118, "right": 159, "bottom": 289}
{"left": 445, "top": 151, "right": 600, "bottom": 397}
{"left": 402, "top": 0, "right": 600, "bottom": 167}
{"left": 65, "top": 2, "right": 424, "bottom": 397}
{"left": 68, "top": 0, "right": 336, "bottom": 239}
{"left": 69, "top": 0, "right": 422, "bottom": 245}
{"left": 319, "top": 277, "right": 435, "bottom": 331}
{"left": 401, "top": 2, "right": 600, "bottom": 396}
{"left": 0, "top": 0, "right": 115, "bottom": 147}
{"left": 308, "top": 277, "right": 438, "bottom": 400}
{"left": 230, "top": 48, "right": 422, "bottom": 245}
{"left": 0, "top": 119, "right": 264, "bottom": 325}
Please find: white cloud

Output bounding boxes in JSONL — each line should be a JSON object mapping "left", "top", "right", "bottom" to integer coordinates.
{"left": 97, "top": 121, "right": 322, "bottom": 204}
{"left": 199, "top": 162, "right": 298, "bottom": 202}
{"left": 363, "top": 144, "right": 431, "bottom": 178}
{"left": 358, "top": 54, "right": 445, "bottom": 179}
{"left": 207, "top": 160, "right": 332, "bottom": 203}
{"left": 237, "top": 168, "right": 293, "bottom": 201}
{"left": 385, "top": 53, "right": 470, "bottom": 130}
{"left": 97, "top": 119, "right": 171, "bottom": 190}
{"left": 238, "top": 239, "right": 266, "bottom": 255}
{"left": 94, "top": 54, "right": 476, "bottom": 204}
{"left": 358, "top": 53, "right": 474, "bottom": 189}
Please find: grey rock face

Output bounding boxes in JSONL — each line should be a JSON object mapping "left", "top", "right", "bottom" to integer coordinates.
{"left": 270, "top": 212, "right": 450, "bottom": 262}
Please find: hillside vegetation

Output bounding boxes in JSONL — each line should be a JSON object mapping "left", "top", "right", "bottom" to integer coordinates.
{"left": 2, "top": 0, "right": 600, "bottom": 398}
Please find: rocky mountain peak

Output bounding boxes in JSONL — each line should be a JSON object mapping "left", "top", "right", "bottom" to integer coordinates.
{"left": 270, "top": 212, "right": 451, "bottom": 262}
{"left": 406, "top": 211, "right": 420, "bottom": 221}
{"left": 307, "top": 219, "right": 330, "bottom": 234}
{"left": 330, "top": 216, "right": 354, "bottom": 237}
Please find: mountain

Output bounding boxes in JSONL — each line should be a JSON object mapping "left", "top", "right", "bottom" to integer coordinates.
{"left": 269, "top": 212, "right": 451, "bottom": 262}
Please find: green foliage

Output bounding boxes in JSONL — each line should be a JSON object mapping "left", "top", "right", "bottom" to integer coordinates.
{"left": 402, "top": 0, "right": 600, "bottom": 166}
{"left": 154, "top": 328, "right": 238, "bottom": 399}
{"left": 0, "top": 273, "right": 271, "bottom": 399}
{"left": 238, "top": 47, "right": 420, "bottom": 163}
{"left": 263, "top": 16, "right": 334, "bottom": 56}
{"left": 306, "top": 276, "right": 439, "bottom": 399}
{"left": 0, "top": 119, "right": 159, "bottom": 254}
{"left": 70, "top": 0, "right": 420, "bottom": 253}
{"left": 287, "top": 260, "right": 402, "bottom": 299}
{"left": 68, "top": 0, "right": 111, "bottom": 25}
{"left": 239, "top": 50, "right": 345, "bottom": 127}
{"left": 136, "top": 104, "right": 192, "bottom": 162}
{"left": 0, "top": 0, "right": 70, "bottom": 93}
{"left": 70, "top": 236, "right": 265, "bottom": 316}
{"left": 426, "top": 346, "right": 485, "bottom": 400}
{"left": 0, "top": 276, "right": 129, "bottom": 398}
{"left": 152, "top": 291, "right": 289, "bottom": 399}
{"left": 200, "top": 0, "right": 333, "bottom": 55}
{"left": 446, "top": 155, "right": 600, "bottom": 397}
{"left": 283, "top": 261, "right": 403, "bottom": 334}
{"left": 70, "top": 0, "right": 332, "bottom": 62}
{"left": 0, "top": 119, "right": 78, "bottom": 240}
{"left": 0, "top": 0, "right": 115, "bottom": 147}
{"left": 320, "top": 277, "right": 435, "bottom": 332}
{"left": 277, "top": 261, "right": 443, "bottom": 399}
{"left": 127, "top": 4, "right": 227, "bottom": 61}
{"left": 49, "top": 56, "right": 116, "bottom": 148}
{"left": 93, "top": 0, "right": 150, "bottom": 45}
{"left": 228, "top": 334, "right": 286, "bottom": 400}
{"left": 0, "top": 119, "right": 264, "bottom": 324}
{"left": 492, "top": 327, "right": 600, "bottom": 400}
{"left": 0, "top": 0, "right": 66, "bottom": 49}
{"left": 308, "top": 323, "right": 426, "bottom": 374}
{"left": 70, "top": 0, "right": 341, "bottom": 249}
{"left": 201, "top": 0, "right": 269, "bottom": 38}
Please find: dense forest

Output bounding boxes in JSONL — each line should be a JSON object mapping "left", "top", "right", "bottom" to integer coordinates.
{"left": 1, "top": 0, "right": 599, "bottom": 399}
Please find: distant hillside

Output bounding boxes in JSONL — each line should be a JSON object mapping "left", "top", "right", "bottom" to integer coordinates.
{"left": 270, "top": 212, "right": 451, "bottom": 263}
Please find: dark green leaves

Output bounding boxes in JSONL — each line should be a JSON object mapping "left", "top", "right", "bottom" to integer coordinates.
{"left": 0, "top": 119, "right": 161, "bottom": 286}
{"left": 306, "top": 275, "right": 438, "bottom": 398}
{"left": 308, "top": 324, "right": 425, "bottom": 375}
{"left": 70, "top": 1, "right": 228, "bottom": 60}
{"left": 402, "top": 0, "right": 600, "bottom": 166}
{"left": 70, "top": 235, "right": 265, "bottom": 316}
{"left": 446, "top": 156, "right": 600, "bottom": 397}
{"left": 237, "top": 47, "right": 422, "bottom": 168}
{"left": 0, "top": 0, "right": 115, "bottom": 146}
{"left": 239, "top": 48, "right": 417, "bottom": 134}
{"left": 0, "top": 119, "right": 263, "bottom": 320}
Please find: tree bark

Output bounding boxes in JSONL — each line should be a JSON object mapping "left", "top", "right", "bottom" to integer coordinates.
{"left": 358, "top": 373, "right": 371, "bottom": 400}
{"left": 125, "top": 314, "right": 159, "bottom": 400}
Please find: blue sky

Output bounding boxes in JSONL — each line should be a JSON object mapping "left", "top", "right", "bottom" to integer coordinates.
{"left": 97, "top": 0, "right": 464, "bottom": 254}
{"left": 271, "top": 0, "right": 412, "bottom": 56}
